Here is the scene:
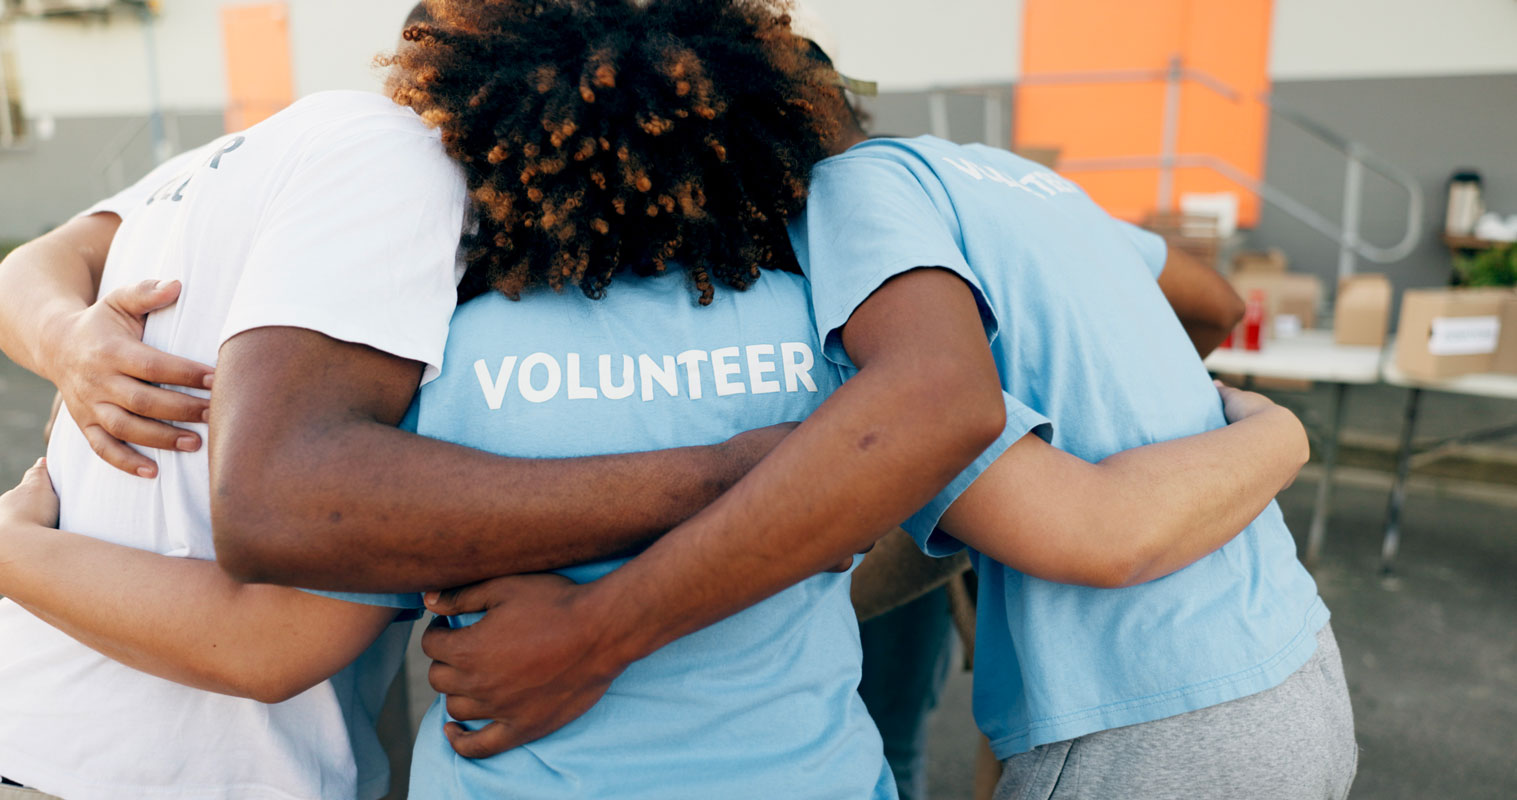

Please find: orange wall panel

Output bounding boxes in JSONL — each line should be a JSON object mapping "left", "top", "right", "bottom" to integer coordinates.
{"left": 1017, "top": 0, "right": 1273, "bottom": 226}
{"left": 221, "top": 3, "right": 294, "bottom": 132}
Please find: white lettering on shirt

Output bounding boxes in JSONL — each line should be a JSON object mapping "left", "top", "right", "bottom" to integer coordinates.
{"left": 474, "top": 344, "right": 817, "bottom": 408}
{"left": 781, "top": 342, "right": 819, "bottom": 392}
{"left": 711, "top": 347, "right": 746, "bottom": 397}
{"left": 566, "top": 353, "right": 598, "bottom": 400}
{"left": 475, "top": 356, "right": 519, "bottom": 410}
{"left": 746, "top": 344, "right": 781, "bottom": 394}
{"left": 676, "top": 350, "right": 710, "bottom": 400}
{"left": 941, "top": 157, "right": 985, "bottom": 180}
{"left": 640, "top": 354, "right": 680, "bottom": 401}
{"left": 599, "top": 354, "right": 636, "bottom": 400}
{"left": 942, "top": 157, "right": 1080, "bottom": 200}
{"left": 518, "top": 352, "right": 562, "bottom": 403}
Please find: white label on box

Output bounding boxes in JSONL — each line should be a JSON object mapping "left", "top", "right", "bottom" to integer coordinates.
{"left": 1427, "top": 316, "right": 1501, "bottom": 356}
{"left": 1274, "top": 314, "right": 1303, "bottom": 338}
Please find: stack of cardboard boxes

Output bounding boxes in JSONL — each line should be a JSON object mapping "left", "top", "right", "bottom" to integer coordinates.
{"left": 1395, "top": 287, "right": 1517, "bottom": 379}
{"left": 1228, "top": 249, "right": 1324, "bottom": 343}
{"left": 1217, "top": 247, "right": 1517, "bottom": 381}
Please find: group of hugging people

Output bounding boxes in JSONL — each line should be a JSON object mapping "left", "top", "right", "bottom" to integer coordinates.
{"left": 0, "top": 1, "right": 1358, "bottom": 799}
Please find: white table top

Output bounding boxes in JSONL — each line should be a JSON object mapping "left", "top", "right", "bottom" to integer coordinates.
{"left": 1380, "top": 342, "right": 1517, "bottom": 400}
{"left": 1204, "top": 330, "right": 1384, "bottom": 384}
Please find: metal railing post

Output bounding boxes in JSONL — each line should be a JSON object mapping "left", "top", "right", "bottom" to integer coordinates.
{"left": 1338, "top": 142, "right": 1365, "bottom": 282}
{"left": 983, "top": 90, "right": 1004, "bottom": 149}
{"left": 139, "top": 3, "right": 170, "bottom": 164}
{"left": 0, "top": 28, "right": 14, "bottom": 148}
{"left": 928, "top": 91, "right": 951, "bottom": 140}
{"left": 1157, "top": 55, "right": 1182, "bottom": 213}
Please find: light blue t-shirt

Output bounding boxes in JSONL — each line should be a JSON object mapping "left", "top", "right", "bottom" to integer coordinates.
{"left": 789, "top": 135, "right": 1329, "bottom": 759}
{"left": 339, "top": 270, "right": 894, "bottom": 799}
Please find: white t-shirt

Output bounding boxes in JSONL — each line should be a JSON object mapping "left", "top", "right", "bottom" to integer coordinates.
{"left": 0, "top": 91, "right": 467, "bottom": 800}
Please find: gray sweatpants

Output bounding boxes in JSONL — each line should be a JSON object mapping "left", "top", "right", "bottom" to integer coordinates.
{"left": 995, "top": 624, "right": 1358, "bottom": 800}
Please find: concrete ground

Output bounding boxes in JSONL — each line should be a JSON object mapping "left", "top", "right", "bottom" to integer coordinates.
{"left": 1, "top": 356, "right": 1513, "bottom": 798}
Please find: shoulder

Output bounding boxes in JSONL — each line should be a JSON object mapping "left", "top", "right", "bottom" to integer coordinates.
{"left": 284, "top": 91, "right": 435, "bottom": 131}
{"left": 266, "top": 91, "right": 446, "bottom": 160}
{"left": 813, "top": 136, "right": 948, "bottom": 178}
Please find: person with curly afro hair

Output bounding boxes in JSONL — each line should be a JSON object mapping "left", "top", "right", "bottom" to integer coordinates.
{"left": 387, "top": 0, "right": 849, "bottom": 306}
{"left": 349, "top": 1, "right": 905, "bottom": 797}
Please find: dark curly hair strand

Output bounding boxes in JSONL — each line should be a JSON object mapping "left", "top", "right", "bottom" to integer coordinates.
{"left": 386, "top": 0, "right": 845, "bottom": 305}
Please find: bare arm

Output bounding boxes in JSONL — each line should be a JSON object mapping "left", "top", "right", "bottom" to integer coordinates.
{"left": 0, "top": 216, "right": 215, "bottom": 476}
{"left": 210, "top": 326, "right": 787, "bottom": 592}
{"left": 938, "top": 385, "right": 1306, "bottom": 589}
{"left": 0, "top": 460, "right": 398, "bottom": 704}
{"left": 1158, "top": 247, "right": 1245, "bottom": 357}
{"left": 0, "top": 214, "right": 114, "bottom": 376}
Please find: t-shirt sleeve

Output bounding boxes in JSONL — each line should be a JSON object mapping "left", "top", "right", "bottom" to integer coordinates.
{"left": 300, "top": 589, "right": 425, "bottom": 616}
{"left": 790, "top": 155, "right": 998, "bottom": 370}
{"left": 219, "top": 125, "right": 466, "bottom": 384}
{"left": 902, "top": 390, "right": 1053, "bottom": 557}
{"left": 1115, "top": 220, "right": 1168, "bottom": 280}
{"left": 73, "top": 144, "right": 215, "bottom": 220}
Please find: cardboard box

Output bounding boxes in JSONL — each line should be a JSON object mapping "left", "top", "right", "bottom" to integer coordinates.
{"left": 1232, "top": 248, "right": 1288, "bottom": 276}
{"left": 1395, "top": 288, "right": 1511, "bottom": 380}
{"left": 1334, "top": 274, "right": 1392, "bottom": 347}
{"left": 1231, "top": 272, "right": 1322, "bottom": 341}
{"left": 1492, "top": 292, "right": 1517, "bottom": 375}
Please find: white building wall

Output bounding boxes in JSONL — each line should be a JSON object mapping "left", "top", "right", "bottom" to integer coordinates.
{"left": 10, "top": 0, "right": 224, "bottom": 117}
{"left": 805, "top": 0, "right": 1022, "bottom": 91}
{"left": 1271, "top": 0, "right": 1517, "bottom": 80}
{"left": 287, "top": 0, "right": 417, "bottom": 97}
{"left": 7, "top": 0, "right": 418, "bottom": 123}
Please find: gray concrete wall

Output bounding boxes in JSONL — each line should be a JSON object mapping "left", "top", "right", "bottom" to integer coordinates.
{"left": 1256, "top": 73, "right": 1517, "bottom": 319}
{"left": 0, "top": 111, "right": 223, "bottom": 240}
{"left": 860, "top": 74, "right": 1517, "bottom": 325}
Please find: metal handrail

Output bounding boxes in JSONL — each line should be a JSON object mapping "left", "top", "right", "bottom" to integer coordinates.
{"left": 926, "top": 57, "right": 1425, "bottom": 282}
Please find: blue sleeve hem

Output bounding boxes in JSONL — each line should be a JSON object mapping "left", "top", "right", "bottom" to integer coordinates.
{"left": 902, "top": 397, "right": 1053, "bottom": 558}
{"left": 815, "top": 258, "right": 1000, "bottom": 371}
{"left": 301, "top": 589, "right": 426, "bottom": 621}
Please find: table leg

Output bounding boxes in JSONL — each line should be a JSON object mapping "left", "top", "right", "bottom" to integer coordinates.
{"left": 1305, "top": 382, "right": 1349, "bottom": 568}
{"left": 1381, "top": 388, "right": 1421, "bottom": 576}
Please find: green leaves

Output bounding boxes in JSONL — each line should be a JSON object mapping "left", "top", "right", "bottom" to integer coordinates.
{"left": 1456, "top": 242, "right": 1517, "bottom": 287}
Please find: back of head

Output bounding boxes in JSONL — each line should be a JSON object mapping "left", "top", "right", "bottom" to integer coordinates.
{"left": 389, "top": 0, "right": 844, "bottom": 304}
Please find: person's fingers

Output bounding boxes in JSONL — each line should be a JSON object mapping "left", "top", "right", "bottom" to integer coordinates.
{"left": 424, "top": 581, "right": 502, "bottom": 616}
{"left": 444, "top": 693, "right": 493, "bottom": 722}
{"left": 826, "top": 555, "right": 855, "bottom": 573}
{"left": 114, "top": 339, "right": 215, "bottom": 392}
{"left": 105, "top": 374, "right": 210, "bottom": 425}
{"left": 92, "top": 403, "right": 200, "bottom": 453}
{"left": 2, "top": 458, "right": 59, "bottom": 526}
{"left": 19, "top": 457, "right": 52, "bottom": 492}
{"left": 421, "top": 620, "right": 471, "bottom": 665}
{"left": 445, "top": 720, "right": 521, "bottom": 760}
{"left": 80, "top": 423, "right": 159, "bottom": 478}
{"left": 106, "top": 279, "right": 183, "bottom": 319}
{"left": 426, "top": 658, "right": 470, "bottom": 695}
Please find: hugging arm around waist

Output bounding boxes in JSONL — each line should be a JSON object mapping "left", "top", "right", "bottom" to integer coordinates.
{"left": 210, "top": 326, "right": 787, "bottom": 592}
{"left": 938, "top": 386, "right": 1308, "bottom": 588}
{"left": 0, "top": 468, "right": 397, "bottom": 704}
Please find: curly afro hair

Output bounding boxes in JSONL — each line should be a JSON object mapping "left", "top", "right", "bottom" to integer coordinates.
{"left": 387, "top": 0, "right": 846, "bottom": 305}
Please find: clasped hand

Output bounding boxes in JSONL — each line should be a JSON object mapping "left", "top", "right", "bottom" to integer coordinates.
{"left": 44, "top": 280, "right": 214, "bottom": 477}
{"left": 421, "top": 573, "right": 631, "bottom": 759}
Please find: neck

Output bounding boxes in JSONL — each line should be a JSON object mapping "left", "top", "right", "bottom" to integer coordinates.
{"left": 830, "top": 127, "right": 869, "bottom": 156}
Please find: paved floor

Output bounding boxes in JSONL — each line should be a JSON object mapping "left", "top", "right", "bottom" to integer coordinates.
{"left": 1, "top": 355, "right": 1513, "bottom": 798}
{"left": 918, "top": 467, "right": 1517, "bottom": 799}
